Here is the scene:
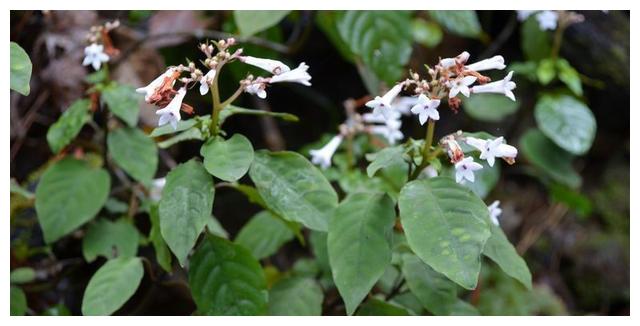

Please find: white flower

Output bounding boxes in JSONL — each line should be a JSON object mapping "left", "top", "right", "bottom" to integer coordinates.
{"left": 466, "top": 136, "right": 518, "bottom": 167}
{"left": 239, "top": 56, "right": 290, "bottom": 75}
{"left": 448, "top": 76, "right": 477, "bottom": 98}
{"left": 392, "top": 96, "right": 419, "bottom": 115}
{"left": 410, "top": 94, "right": 441, "bottom": 125}
{"left": 309, "top": 135, "right": 343, "bottom": 169}
{"left": 439, "top": 51, "right": 470, "bottom": 68}
{"left": 269, "top": 62, "right": 311, "bottom": 86}
{"left": 364, "top": 108, "right": 404, "bottom": 145}
{"left": 465, "top": 55, "right": 506, "bottom": 72}
{"left": 365, "top": 84, "right": 403, "bottom": 120}
{"left": 470, "top": 71, "right": 516, "bottom": 101}
{"left": 136, "top": 68, "right": 178, "bottom": 102}
{"left": 454, "top": 156, "right": 483, "bottom": 184}
{"left": 536, "top": 10, "right": 559, "bottom": 30}
{"left": 82, "top": 43, "right": 109, "bottom": 71}
{"left": 487, "top": 200, "right": 502, "bottom": 226}
{"left": 149, "top": 178, "right": 166, "bottom": 202}
{"left": 245, "top": 82, "right": 267, "bottom": 99}
{"left": 199, "top": 69, "right": 217, "bottom": 95}
{"left": 370, "top": 125, "right": 404, "bottom": 145}
{"left": 156, "top": 87, "right": 186, "bottom": 130}
{"left": 517, "top": 10, "right": 537, "bottom": 21}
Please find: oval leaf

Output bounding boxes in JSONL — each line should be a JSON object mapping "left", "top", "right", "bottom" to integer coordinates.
{"left": 483, "top": 223, "right": 532, "bottom": 290}
{"left": 463, "top": 93, "right": 519, "bottom": 122}
{"left": 10, "top": 42, "right": 32, "bottom": 95}
{"left": 101, "top": 83, "right": 141, "bottom": 127}
{"left": 268, "top": 276, "right": 324, "bottom": 316}
{"left": 10, "top": 286, "right": 27, "bottom": 316}
{"left": 159, "top": 159, "right": 214, "bottom": 266}
{"left": 46, "top": 99, "right": 91, "bottom": 154}
{"left": 189, "top": 234, "right": 268, "bottom": 315}
{"left": 108, "top": 127, "right": 158, "bottom": 184}
{"left": 201, "top": 134, "right": 254, "bottom": 182}
{"left": 534, "top": 94, "right": 596, "bottom": 155}
{"left": 328, "top": 192, "right": 396, "bottom": 315}
{"left": 235, "top": 210, "right": 294, "bottom": 259}
{"left": 234, "top": 10, "right": 290, "bottom": 37}
{"left": 249, "top": 150, "right": 338, "bottom": 231}
{"left": 402, "top": 253, "right": 458, "bottom": 315}
{"left": 81, "top": 257, "right": 144, "bottom": 315}
{"left": 398, "top": 177, "right": 491, "bottom": 289}
{"left": 35, "top": 158, "right": 110, "bottom": 243}
{"left": 519, "top": 128, "right": 582, "bottom": 188}
{"left": 82, "top": 218, "right": 140, "bottom": 262}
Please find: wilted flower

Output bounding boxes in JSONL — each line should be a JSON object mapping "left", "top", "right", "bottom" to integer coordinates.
{"left": 487, "top": 200, "right": 502, "bottom": 226}
{"left": 239, "top": 56, "right": 290, "bottom": 75}
{"left": 365, "top": 84, "right": 403, "bottom": 120}
{"left": 269, "top": 62, "right": 312, "bottom": 86}
{"left": 410, "top": 94, "right": 441, "bottom": 125}
{"left": 310, "top": 135, "right": 343, "bottom": 169}
{"left": 136, "top": 67, "right": 179, "bottom": 102}
{"left": 470, "top": 71, "right": 516, "bottom": 101}
{"left": 82, "top": 43, "right": 109, "bottom": 71}
{"left": 448, "top": 76, "right": 477, "bottom": 98}
{"left": 156, "top": 87, "right": 187, "bottom": 130}
{"left": 199, "top": 69, "right": 217, "bottom": 95}
{"left": 465, "top": 55, "right": 506, "bottom": 72}
{"left": 454, "top": 156, "right": 483, "bottom": 184}
{"left": 466, "top": 136, "right": 518, "bottom": 167}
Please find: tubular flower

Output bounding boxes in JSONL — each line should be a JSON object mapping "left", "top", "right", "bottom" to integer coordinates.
{"left": 439, "top": 51, "right": 470, "bottom": 68}
{"left": 410, "top": 94, "right": 441, "bottom": 125}
{"left": 363, "top": 110, "right": 404, "bottom": 145}
{"left": 199, "top": 69, "right": 217, "bottom": 95}
{"left": 466, "top": 136, "right": 518, "bottom": 167}
{"left": 136, "top": 67, "right": 179, "bottom": 102}
{"left": 245, "top": 82, "right": 267, "bottom": 99}
{"left": 269, "top": 63, "right": 312, "bottom": 86}
{"left": 82, "top": 43, "right": 109, "bottom": 71}
{"left": 470, "top": 71, "right": 517, "bottom": 101}
{"left": 448, "top": 76, "right": 477, "bottom": 98}
{"left": 309, "top": 135, "right": 343, "bottom": 169}
{"left": 465, "top": 55, "right": 506, "bottom": 72}
{"left": 454, "top": 156, "right": 483, "bottom": 184}
{"left": 156, "top": 87, "right": 187, "bottom": 130}
{"left": 487, "top": 200, "right": 502, "bottom": 226}
{"left": 239, "top": 56, "right": 290, "bottom": 75}
{"left": 365, "top": 84, "right": 403, "bottom": 120}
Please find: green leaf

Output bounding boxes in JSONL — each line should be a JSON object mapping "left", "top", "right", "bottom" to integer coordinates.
{"left": 41, "top": 303, "right": 72, "bottom": 316}
{"left": 447, "top": 300, "right": 480, "bottom": 316}
{"left": 10, "top": 267, "right": 36, "bottom": 284}
{"left": 398, "top": 177, "right": 491, "bottom": 289}
{"left": 82, "top": 218, "right": 140, "bottom": 262}
{"left": 220, "top": 105, "right": 299, "bottom": 125}
{"left": 337, "top": 11, "right": 413, "bottom": 85}
{"left": 429, "top": 11, "right": 482, "bottom": 38}
{"left": 412, "top": 18, "right": 443, "bottom": 48}
{"left": 157, "top": 127, "right": 205, "bottom": 149}
{"left": 463, "top": 93, "right": 519, "bottom": 122}
{"left": 549, "top": 183, "right": 592, "bottom": 217}
{"left": 85, "top": 68, "right": 108, "bottom": 84}
{"left": 104, "top": 197, "right": 128, "bottom": 214}
{"left": 235, "top": 210, "right": 294, "bottom": 260}
{"left": 107, "top": 127, "right": 158, "bottom": 184}
{"left": 483, "top": 223, "right": 532, "bottom": 290}
{"left": 519, "top": 129, "right": 582, "bottom": 188}
{"left": 366, "top": 146, "right": 406, "bottom": 178}
{"left": 207, "top": 215, "right": 229, "bottom": 239}
{"left": 150, "top": 116, "right": 202, "bottom": 137}
{"left": 357, "top": 298, "right": 411, "bottom": 316}
{"left": 10, "top": 286, "right": 27, "bottom": 316}
{"left": 234, "top": 10, "right": 290, "bottom": 37}
{"left": 534, "top": 94, "right": 596, "bottom": 155}
{"left": 35, "top": 158, "right": 110, "bottom": 243}
{"left": 10, "top": 42, "right": 32, "bottom": 95}
{"left": 149, "top": 205, "right": 172, "bottom": 273}
{"left": 201, "top": 134, "right": 254, "bottom": 182}
{"left": 537, "top": 58, "right": 556, "bottom": 85}
{"left": 556, "top": 59, "right": 583, "bottom": 96}
{"left": 316, "top": 11, "right": 355, "bottom": 62}
{"left": 328, "top": 192, "right": 396, "bottom": 315}
{"left": 159, "top": 159, "right": 214, "bottom": 266}
{"left": 81, "top": 257, "right": 144, "bottom": 316}
{"left": 402, "top": 253, "right": 458, "bottom": 315}
{"left": 249, "top": 150, "right": 338, "bottom": 231}
{"left": 521, "top": 16, "right": 551, "bottom": 61}
{"left": 189, "top": 234, "right": 268, "bottom": 315}
{"left": 268, "top": 276, "right": 324, "bottom": 316}
{"left": 101, "top": 83, "right": 141, "bottom": 127}
{"left": 46, "top": 99, "right": 91, "bottom": 154}
{"left": 309, "top": 231, "right": 331, "bottom": 275}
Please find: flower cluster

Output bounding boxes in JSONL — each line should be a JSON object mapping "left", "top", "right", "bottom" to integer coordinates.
{"left": 135, "top": 38, "right": 312, "bottom": 130}
{"left": 82, "top": 20, "right": 120, "bottom": 71}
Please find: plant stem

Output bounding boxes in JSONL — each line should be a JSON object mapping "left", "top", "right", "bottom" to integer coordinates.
{"left": 209, "top": 70, "right": 223, "bottom": 136}
{"left": 410, "top": 119, "right": 435, "bottom": 180}
{"left": 551, "top": 21, "right": 567, "bottom": 59}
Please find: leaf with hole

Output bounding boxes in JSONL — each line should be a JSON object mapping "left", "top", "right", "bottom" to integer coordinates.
{"left": 82, "top": 218, "right": 140, "bottom": 262}
{"left": 189, "top": 234, "right": 268, "bottom": 315}
{"left": 35, "top": 158, "right": 110, "bottom": 243}
{"left": 328, "top": 192, "right": 396, "bottom": 315}
{"left": 159, "top": 159, "right": 214, "bottom": 266}
{"left": 398, "top": 177, "right": 491, "bottom": 289}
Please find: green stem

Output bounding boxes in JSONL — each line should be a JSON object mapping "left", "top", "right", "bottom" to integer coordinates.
{"left": 219, "top": 85, "right": 245, "bottom": 109}
{"left": 410, "top": 119, "right": 435, "bottom": 180}
{"left": 550, "top": 22, "right": 567, "bottom": 59}
{"left": 209, "top": 72, "right": 222, "bottom": 136}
